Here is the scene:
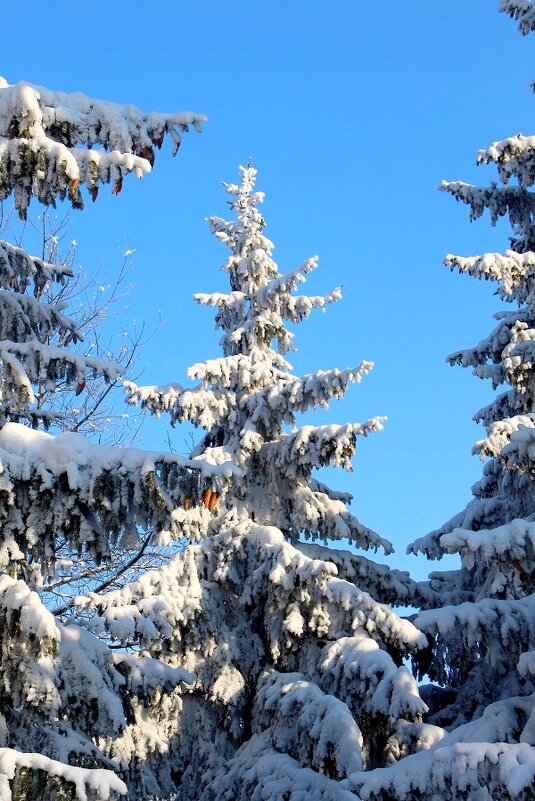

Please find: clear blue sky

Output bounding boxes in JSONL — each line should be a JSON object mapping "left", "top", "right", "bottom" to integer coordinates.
{"left": 2, "top": 2, "right": 533, "bottom": 579}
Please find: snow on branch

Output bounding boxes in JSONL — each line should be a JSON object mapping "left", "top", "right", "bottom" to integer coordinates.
{"left": 82, "top": 547, "right": 202, "bottom": 646}
{"left": 448, "top": 310, "right": 526, "bottom": 367}
{"left": 0, "top": 422, "right": 238, "bottom": 571}
{"left": 0, "top": 78, "right": 206, "bottom": 217}
{"left": 92, "top": 522, "right": 425, "bottom": 660}
{"left": 478, "top": 133, "right": 535, "bottom": 188}
{"left": 415, "top": 596, "right": 535, "bottom": 675}
{"left": 445, "top": 251, "right": 535, "bottom": 303}
{"left": 187, "top": 352, "right": 291, "bottom": 387}
{"left": 473, "top": 414, "right": 535, "bottom": 459}
{"left": 296, "top": 541, "right": 434, "bottom": 608}
{"left": 205, "top": 733, "right": 361, "bottom": 801}
{"left": 440, "top": 518, "right": 535, "bottom": 573}
{"left": 473, "top": 387, "right": 527, "bottom": 429}
{"left": 245, "top": 363, "right": 374, "bottom": 427}
{"left": 518, "top": 650, "right": 535, "bottom": 676}
{"left": 445, "top": 313, "right": 535, "bottom": 394}
{"left": 345, "top": 740, "right": 535, "bottom": 801}
{"left": 254, "top": 257, "right": 343, "bottom": 323}
{"left": 127, "top": 364, "right": 375, "bottom": 435}
{"left": 0, "top": 290, "right": 76, "bottom": 344}
{"left": 407, "top": 508, "right": 467, "bottom": 561}
{"left": 195, "top": 258, "right": 339, "bottom": 329}
{"left": 123, "top": 380, "right": 183, "bottom": 418}
{"left": 502, "top": 413, "right": 535, "bottom": 468}
{"left": 126, "top": 379, "right": 236, "bottom": 431}
{"left": 0, "top": 747, "right": 126, "bottom": 801}
{"left": 0, "top": 338, "right": 123, "bottom": 426}
{"left": 320, "top": 635, "right": 428, "bottom": 724}
{"left": 0, "top": 238, "right": 72, "bottom": 291}
{"left": 113, "top": 651, "right": 193, "bottom": 696}
{"left": 253, "top": 669, "right": 364, "bottom": 778}
{"left": 220, "top": 523, "right": 425, "bottom": 654}
{"left": 440, "top": 181, "right": 535, "bottom": 244}
{"left": 291, "top": 484, "right": 392, "bottom": 551}
{"left": 266, "top": 420, "right": 385, "bottom": 475}
{"left": 0, "top": 574, "right": 58, "bottom": 641}
{"left": 500, "top": 0, "right": 535, "bottom": 35}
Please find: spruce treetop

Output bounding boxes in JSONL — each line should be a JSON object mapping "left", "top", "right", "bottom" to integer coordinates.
{"left": 127, "top": 165, "right": 390, "bottom": 552}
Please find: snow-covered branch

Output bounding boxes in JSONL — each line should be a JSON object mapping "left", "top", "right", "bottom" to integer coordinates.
{"left": 0, "top": 78, "right": 206, "bottom": 217}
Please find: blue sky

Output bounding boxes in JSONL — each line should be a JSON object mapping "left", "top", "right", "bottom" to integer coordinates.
{"left": 2, "top": 2, "right": 534, "bottom": 579}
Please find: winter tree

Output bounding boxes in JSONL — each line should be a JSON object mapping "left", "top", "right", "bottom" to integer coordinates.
{"left": 0, "top": 78, "right": 223, "bottom": 801}
{"left": 80, "top": 164, "right": 445, "bottom": 801}
{"left": 362, "top": 4, "right": 535, "bottom": 800}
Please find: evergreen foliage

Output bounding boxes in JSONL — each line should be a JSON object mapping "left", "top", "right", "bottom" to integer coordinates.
{"left": 0, "top": 5, "right": 534, "bottom": 799}
{"left": 500, "top": 0, "right": 535, "bottom": 34}
{"left": 0, "top": 78, "right": 206, "bottom": 219}
{"left": 108, "top": 166, "right": 438, "bottom": 799}
{"left": 380, "top": 4, "right": 535, "bottom": 799}
{"left": 0, "top": 80, "right": 214, "bottom": 801}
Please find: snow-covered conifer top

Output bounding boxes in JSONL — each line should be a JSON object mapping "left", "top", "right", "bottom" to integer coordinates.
{"left": 127, "top": 165, "right": 390, "bottom": 552}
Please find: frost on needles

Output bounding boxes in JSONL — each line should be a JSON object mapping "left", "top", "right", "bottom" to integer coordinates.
{"left": 105, "top": 165, "right": 441, "bottom": 800}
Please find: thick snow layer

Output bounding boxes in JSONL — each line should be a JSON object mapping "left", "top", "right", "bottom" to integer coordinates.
{"left": 253, "top": 669, "right": 364, "bottom": 777}
{"left": 0, "top": 747, "right": 126, "bottom": 801}
{"left": 206, "top": 733, "right": 361, "bottom": 801}
{"left": 0, "top": 574, "right": 58, "bottom": 641}
{"left": 0, "top": 422, "right": 240, "bottom": 571}
{"left": 0, "top": 422, "right": 235, "bottom": 482}
{"left": 0, "top": 78, "right": 207, "bottom": 215}
{"left": 0, "top": 79, "right": 206, "bottom": 151}
{"left": 345, "top": 740, "right": 535, "bottom": 801}
{"left": 416, "top": 595, "right": 535, "bottom": 648}
{"left": 440, "top": 518, "right": 535, "bottom": 566}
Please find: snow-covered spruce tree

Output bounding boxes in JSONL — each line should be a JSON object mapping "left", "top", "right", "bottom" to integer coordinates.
{"left": 350, "top": 6, "right": 535, "bottom": 801}
{"left": 85, "top": 165, "right": 443, "bottom": 800}
{"left": 0, "top": 82, "right": 225, "bottom": 801}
